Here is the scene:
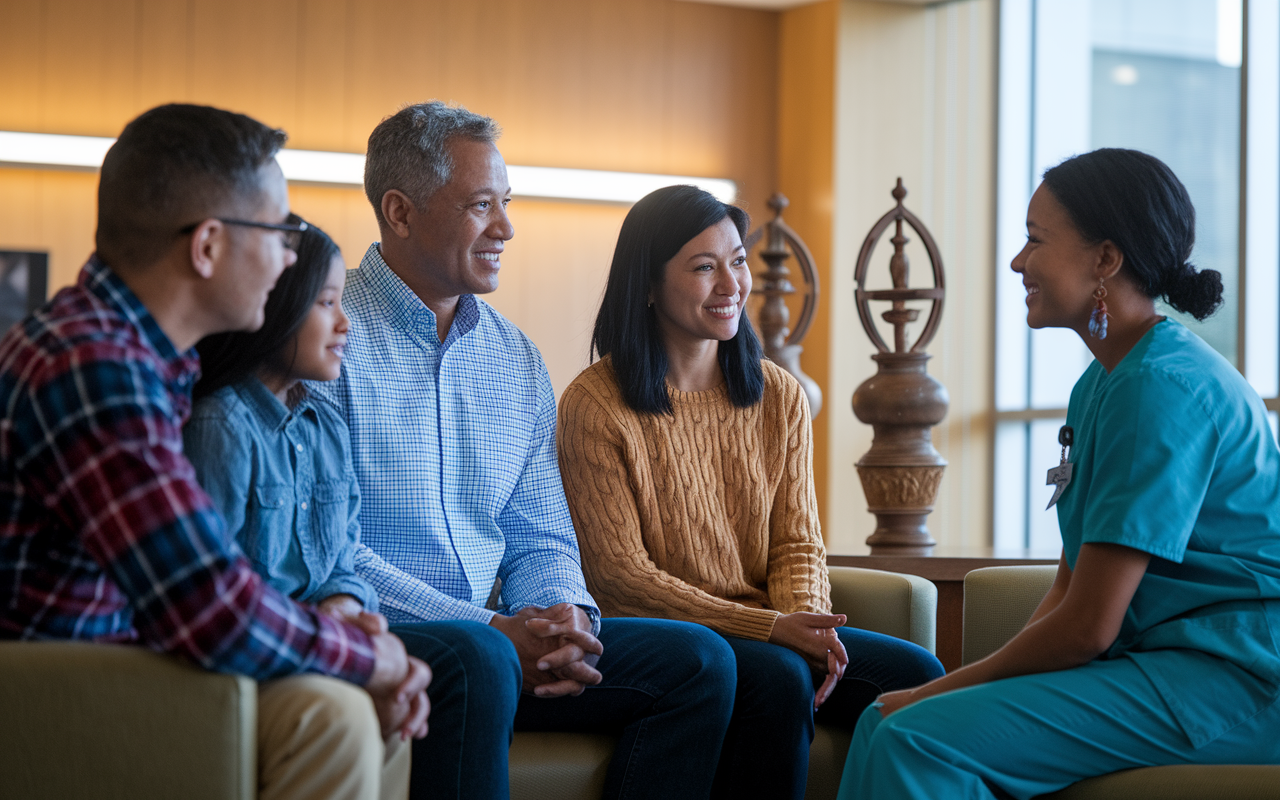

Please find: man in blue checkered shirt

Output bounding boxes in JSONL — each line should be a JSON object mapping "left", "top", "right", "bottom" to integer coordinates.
{"left": 312, "top": 101, "right": 737, "bottom": 799}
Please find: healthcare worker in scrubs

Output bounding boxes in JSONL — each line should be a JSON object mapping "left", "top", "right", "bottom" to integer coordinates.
{"left": 837, "top": 148, "right": 1280, "bottom": 800}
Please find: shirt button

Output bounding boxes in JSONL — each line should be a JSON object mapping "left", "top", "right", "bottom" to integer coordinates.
{"left": 300, "top": 502, "right": 308, "bottom": 510}
{"left": 295, "top": 444, "right": 304, "bottom": 452}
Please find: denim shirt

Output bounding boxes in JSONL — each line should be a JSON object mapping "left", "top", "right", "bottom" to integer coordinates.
{"left": 183, "top": 378, "right": 378, "bottom": 612}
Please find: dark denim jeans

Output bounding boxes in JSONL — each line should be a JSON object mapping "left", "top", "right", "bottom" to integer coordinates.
{"left": 712, "top": 626, "right": 945, "bottom": 800}
{"left": 391, "top": 617, "right": 736, "bottom": 800}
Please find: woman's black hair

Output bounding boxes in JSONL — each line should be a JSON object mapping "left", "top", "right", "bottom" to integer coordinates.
{"left": 591, "top": 184, "right": 764, "bottom": 414}
{"left": 1041, "top": 148, "right": 1223, "bottom": 320}
{"left": 193, "top": 218, "right": 340, "bottom": 401}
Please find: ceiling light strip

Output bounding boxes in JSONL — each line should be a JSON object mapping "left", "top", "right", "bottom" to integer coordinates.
{"left": 0, "top": 131, "right": 736, "bottom": 204}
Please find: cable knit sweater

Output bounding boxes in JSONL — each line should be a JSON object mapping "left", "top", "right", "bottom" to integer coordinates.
{"left": 556, "top": 356, "right": 830, "bottom": 642}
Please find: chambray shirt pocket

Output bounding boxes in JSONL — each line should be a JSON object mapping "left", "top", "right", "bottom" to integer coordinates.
{"left": 243, "top": 483, "right": 293, "bottom": 572}
{"left": 312, "top": 478, "right": 349, "bottom": 566}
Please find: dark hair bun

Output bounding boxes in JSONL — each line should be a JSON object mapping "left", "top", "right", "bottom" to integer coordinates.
{"left": 1163, "top": 263, "right": 1223, "bottom": 321}
{"left": 1041, "top": 149, "right": 1225, "bottom": 323}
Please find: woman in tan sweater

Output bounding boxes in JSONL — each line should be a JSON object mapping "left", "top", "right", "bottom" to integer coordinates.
{"left": 557, "top": 185, "right": 943, "bottom": 799}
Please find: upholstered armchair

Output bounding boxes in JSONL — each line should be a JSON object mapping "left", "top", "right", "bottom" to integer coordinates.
{"left": 962, "top": 565, "right": 1280, "bottom": 800}
{"left": 0, "top": 565, "right": 934, "bottom": 800}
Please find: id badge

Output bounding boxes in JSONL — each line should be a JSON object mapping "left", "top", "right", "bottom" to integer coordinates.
{"left": 1046, "top": 425, "right": 1074, "bottom": 510}
{"left": 1045, "top": 462, "right": 1073, "bottom": 509}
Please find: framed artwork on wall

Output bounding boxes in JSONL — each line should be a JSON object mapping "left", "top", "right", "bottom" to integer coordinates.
{"left": 0, "top": 251, "right": 49, "bottom": 336}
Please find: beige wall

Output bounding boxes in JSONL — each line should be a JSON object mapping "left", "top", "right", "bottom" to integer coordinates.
{"left": 824, "top": 0, "right": 996, "bottom": 554}
{"left": 0, "top": 0, "right": 778, "bottom": 395}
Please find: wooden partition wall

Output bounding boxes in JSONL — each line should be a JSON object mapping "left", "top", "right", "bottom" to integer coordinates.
{"left": 0, "top": 0, "right": 778, "bottom": 399}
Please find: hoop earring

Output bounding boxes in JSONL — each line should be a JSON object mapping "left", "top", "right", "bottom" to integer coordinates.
{"left": 1088, "top": 279, "right": 1109, "bottom": 340}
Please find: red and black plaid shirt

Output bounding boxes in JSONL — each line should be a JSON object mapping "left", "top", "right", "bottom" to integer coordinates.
{"left": 0, "top": 257, "right": 374, "bottom": 683}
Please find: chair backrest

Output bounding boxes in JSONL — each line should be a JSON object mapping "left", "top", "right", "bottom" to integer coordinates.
{"left": 961, "top": 565, "right": 1057, "bottom": 666}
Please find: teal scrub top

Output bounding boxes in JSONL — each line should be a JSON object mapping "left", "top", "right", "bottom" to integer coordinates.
{"left": 1057, "top": 319, "right": 1280, "bottom": 747}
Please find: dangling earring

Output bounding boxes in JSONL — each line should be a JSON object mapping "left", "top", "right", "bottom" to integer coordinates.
{"left": 1088, "top": 278, "right": 1109, "bottom": 340}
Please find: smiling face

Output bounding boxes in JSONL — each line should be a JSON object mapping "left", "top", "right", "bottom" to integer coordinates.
{"left": 406, "top": 137, "right": 513, "bottom": 300}
{"left": 1010, "top": 184, "right": 1109, "bottom": 332}
{"left": 652, "top": 216, "right": 751, "bottom": 352}
{"left": 284, "top": 254, "right": 349, "bottom": 383}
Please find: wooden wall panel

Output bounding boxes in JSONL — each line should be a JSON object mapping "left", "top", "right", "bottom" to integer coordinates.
{"left": 0, "top": 0, "right": 779, "bottom": 399}
{"left": 777, "top": 0, "right": 837, "bottom": 539}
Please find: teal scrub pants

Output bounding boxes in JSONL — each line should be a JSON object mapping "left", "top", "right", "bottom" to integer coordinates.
{"left": 837, "top": 655, "right": 1280, "bottom": 800}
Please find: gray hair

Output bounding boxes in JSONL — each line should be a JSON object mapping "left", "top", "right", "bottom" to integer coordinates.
{"left": 364, "top": 101, "right": 501, "bottom": 227}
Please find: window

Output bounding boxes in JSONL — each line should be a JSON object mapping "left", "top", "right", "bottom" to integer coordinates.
{"left": 994, "top": 0, "right": 1279, "bottom": 551}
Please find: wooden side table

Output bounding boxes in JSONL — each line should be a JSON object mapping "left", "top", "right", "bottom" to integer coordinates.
{"left": 829, "top": 548, "right": 1059, "bottom": 672}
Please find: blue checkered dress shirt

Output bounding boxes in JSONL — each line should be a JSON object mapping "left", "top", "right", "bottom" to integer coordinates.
{"left": 311, "top": 244, "right": 599, "bottom": 630}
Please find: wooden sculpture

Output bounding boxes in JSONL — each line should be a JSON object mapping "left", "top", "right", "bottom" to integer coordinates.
{"left": 752, "top": 193, "right": 822, "bottom": 416}
{"left": 851, "top": 179, "right": 948, "bottom": 554}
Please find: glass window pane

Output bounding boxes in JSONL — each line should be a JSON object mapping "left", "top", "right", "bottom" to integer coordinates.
{"left": 994, "top": 421, "right": 1031, "bottom": 550}
{"left": 1090, "top": 0, "right": 1241, "bottom": 364}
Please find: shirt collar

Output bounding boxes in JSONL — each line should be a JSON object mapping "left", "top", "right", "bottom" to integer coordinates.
{"left": 83, "top": 255, "right": 201, "bottom": 384}
{"left": 358, "top": 243, "right": 479, "bottom": 351}
{"left": 233, "top": 377, "right": 315, "bottom": 433}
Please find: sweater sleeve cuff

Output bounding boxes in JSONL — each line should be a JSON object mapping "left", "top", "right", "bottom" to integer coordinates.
{"left": 722, "top": 607, "right": 781, "bottom": 641}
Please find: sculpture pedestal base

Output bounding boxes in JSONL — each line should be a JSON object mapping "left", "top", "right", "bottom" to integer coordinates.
{"left": 855, "top": 464, "right": 943, "bottom": 554}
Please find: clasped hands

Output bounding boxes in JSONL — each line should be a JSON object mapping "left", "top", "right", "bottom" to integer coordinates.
{"left": 489, "top": 603, "right": 605, "bottom": 697}
{"left": 317, "top": 596, "right": 432, "bottom": 741}
{"left": 768, "top": 612, "right": 849, "bottom": 709}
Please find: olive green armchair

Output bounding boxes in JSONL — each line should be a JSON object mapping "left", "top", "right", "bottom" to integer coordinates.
{"left": 962, "top": 565, "right": 1280, "bottom": 800}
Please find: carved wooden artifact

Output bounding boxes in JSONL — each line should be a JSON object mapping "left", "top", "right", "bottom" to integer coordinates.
{"left": 752, "top": 193, "right": 822, "bottom": 416}
{"left": 851, "top": 179, "right": 949, "bottom": 554}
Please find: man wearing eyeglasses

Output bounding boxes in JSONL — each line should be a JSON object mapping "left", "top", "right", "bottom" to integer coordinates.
{"left": 0, "top": 103, "right": 429, "bottom": 800}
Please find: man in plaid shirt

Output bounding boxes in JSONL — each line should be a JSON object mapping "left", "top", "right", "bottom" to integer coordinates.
{"left": 0, "top": 104, "right": 429, "bottom": 800}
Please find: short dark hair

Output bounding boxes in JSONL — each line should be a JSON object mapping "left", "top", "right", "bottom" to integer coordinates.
{"left": 1041, "top": 148, "right": 1223, "bottom": 321}
{"left": 591, "top": 185, "right": 763, "bottom": 414}
{"left": 193, "top": 219, "right": 339, "bottom": 401}
{"left": 96, "top": 103, "right": 288, "bottom": 269}
{"left": 364, "top": 101, "right": 501, "bottom": 228}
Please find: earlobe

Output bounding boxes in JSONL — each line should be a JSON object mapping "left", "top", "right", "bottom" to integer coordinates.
{"left": 382, "top": 190, "right": 415, "bottom": 240}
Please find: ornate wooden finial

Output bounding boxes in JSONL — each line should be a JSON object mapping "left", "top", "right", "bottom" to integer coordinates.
{"left": 750, "top": 192, "right": 822, "bottom": 416}
{"left": 850, "top": 179, "right": 949, "bottom": 554}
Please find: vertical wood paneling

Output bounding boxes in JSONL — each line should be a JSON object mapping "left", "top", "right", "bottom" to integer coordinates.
{"left": 186, "top": 0, "right": 301, "bottom": 130}
{"left": 38, "top": 0, "right": 140, "bottom": 135}
{"left": 0, "top": 1, "right": 46, "bottom": 132}
{"left": 777, "top": 0, "right": 837, "bottom": 539}
{"left": 134, "top": 0, "right": 193, "bottom": 113}
{"left": 0, "top": 0, "right": 779, "bottom": 399}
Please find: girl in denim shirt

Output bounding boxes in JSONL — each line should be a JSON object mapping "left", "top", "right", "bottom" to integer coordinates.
{"left": 185, "top": 221, "right": 376, "bottom": 622}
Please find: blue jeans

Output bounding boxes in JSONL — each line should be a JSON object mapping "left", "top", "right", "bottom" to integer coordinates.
{"left": 713, "top": 626, "right": 944, "bottom": 800}
{"left": 391, "top": 617, "right": 736, "bottom": 800}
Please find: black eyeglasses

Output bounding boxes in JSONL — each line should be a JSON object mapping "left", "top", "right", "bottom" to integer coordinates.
{"left": 179, "top": 217, "right": 309, "bottom": 252}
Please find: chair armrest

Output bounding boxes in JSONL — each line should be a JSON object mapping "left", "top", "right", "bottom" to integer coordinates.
{"left": 828, "top": 566, "right": 937, "bottom": 653}
{"left": 0, "top": 641, "right": 257, "bottom": 800}
{"left": 961, "top": 565, "right": 1058, "bottom": 666}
